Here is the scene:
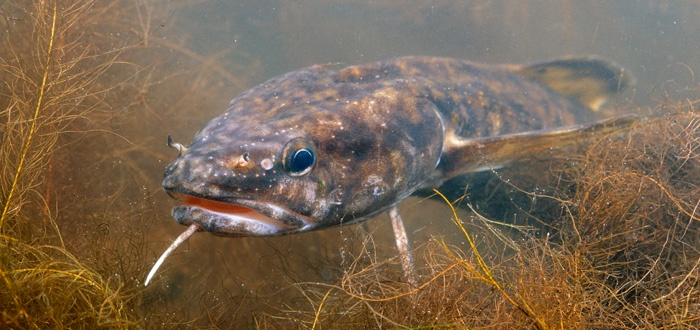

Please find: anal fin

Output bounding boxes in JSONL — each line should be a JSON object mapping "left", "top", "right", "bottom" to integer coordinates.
{"left": 441, "top": 115, "right": 639, "bottom": 179}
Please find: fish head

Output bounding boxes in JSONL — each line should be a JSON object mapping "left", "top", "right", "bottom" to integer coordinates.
{"left": 162, "top": 73, "right": 444, "bottom": 237}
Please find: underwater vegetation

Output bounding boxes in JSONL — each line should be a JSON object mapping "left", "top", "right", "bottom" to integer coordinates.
{"left": 0, "top": 0, "right": 258, "bottom": 327}
{"left": 0, "top": 0, "right": 139, "bottom": 327}
{"left": 2, "top": 0, "right": 700, "bottom": 329}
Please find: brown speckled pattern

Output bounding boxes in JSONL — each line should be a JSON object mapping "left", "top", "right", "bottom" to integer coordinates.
{"left": 162, "top": 56, "right": 616, "bottom": 236}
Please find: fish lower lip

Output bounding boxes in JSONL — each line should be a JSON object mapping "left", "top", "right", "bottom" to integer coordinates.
{"left": 165, "top": 192, "right": 311, "bottom": 236}
{"left": 173, "top": 193, "right": 262, "bottom": 216}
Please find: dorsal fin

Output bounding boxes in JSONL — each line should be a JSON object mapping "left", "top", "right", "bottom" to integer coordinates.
{"left": 515, "top": 57, "right": 634, "bottom": 111}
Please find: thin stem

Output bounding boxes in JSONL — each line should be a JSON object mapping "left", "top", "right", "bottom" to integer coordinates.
{"left": 0, "top": 0, "right": 58, "bottom": 229}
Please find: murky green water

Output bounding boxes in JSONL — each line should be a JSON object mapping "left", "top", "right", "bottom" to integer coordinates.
{"left": 5, "top": 0, "right": 700, "bottom": 328}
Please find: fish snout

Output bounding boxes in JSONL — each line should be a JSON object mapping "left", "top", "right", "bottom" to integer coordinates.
{"left": 161, "top": 155, "right": 212, "bottom": 194}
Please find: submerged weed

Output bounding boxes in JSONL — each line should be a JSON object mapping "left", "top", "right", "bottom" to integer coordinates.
{"left": 0, "top": 0, "right": 137, "bottom": 327}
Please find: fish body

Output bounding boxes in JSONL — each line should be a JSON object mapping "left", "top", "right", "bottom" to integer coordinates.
{"left": 162, "top": 56, "right": 633, "bottom": 237}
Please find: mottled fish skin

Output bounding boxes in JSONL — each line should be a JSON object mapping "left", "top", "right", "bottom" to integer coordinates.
{"left": 162, "top": 56, "right": 632, "bottom": 236}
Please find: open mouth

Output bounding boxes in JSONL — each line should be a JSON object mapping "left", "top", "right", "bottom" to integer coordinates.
{"left": 166, "top": 192, "right": 311, "bottom": 237}
{"left": 146, "top": 191, "right": 314, "bottom": 286}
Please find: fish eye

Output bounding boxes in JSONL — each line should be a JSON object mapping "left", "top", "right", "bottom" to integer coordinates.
{"left": 282, "top": 139, "right": 316, "bottom": 176}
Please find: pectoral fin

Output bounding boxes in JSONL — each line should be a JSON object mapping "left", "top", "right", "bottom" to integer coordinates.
{"left": 514, "top": 57, "right": 634, "bottom": 111}
{"left": 440, "top": 115, "right": 639, "bottom": 179}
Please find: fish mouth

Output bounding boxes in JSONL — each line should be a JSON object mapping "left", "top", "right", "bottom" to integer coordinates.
{"left": 166, "top": 192, "right": 313, "bottom": 237}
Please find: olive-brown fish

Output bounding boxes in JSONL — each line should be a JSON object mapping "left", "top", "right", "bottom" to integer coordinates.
{"left": 145, "top": 56, "right": 634, "bottom": 285}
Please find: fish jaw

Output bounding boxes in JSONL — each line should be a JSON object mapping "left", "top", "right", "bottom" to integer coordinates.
{"left": 167, "top": 192, "right": 314, "bottom": 236}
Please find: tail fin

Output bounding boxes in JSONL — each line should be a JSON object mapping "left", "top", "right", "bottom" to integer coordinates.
{"left": 516, "top": 57, "right": 634, "bottom": 111}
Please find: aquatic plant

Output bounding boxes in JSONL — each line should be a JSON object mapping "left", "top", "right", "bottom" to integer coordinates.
{"left": 0, "top": 0, "right": 140, "bottom": 327}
